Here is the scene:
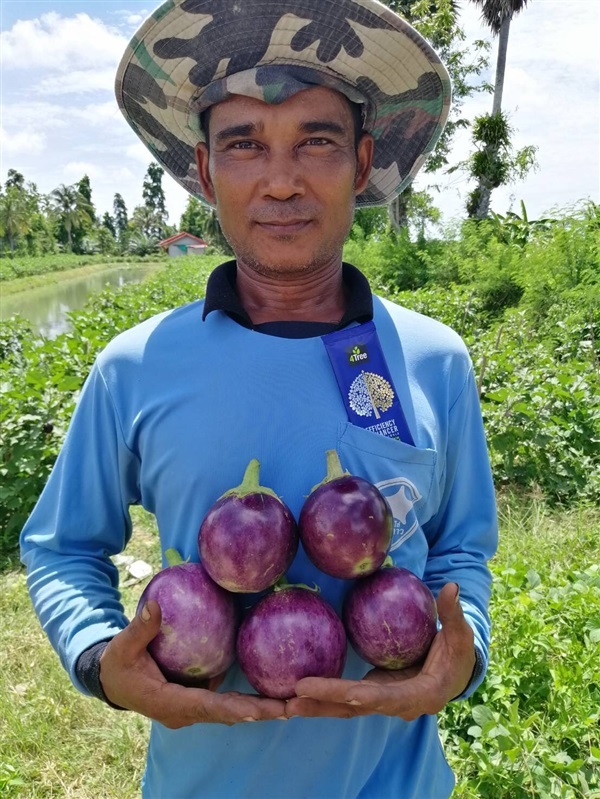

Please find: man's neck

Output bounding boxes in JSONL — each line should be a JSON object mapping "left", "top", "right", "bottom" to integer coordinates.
{"left": 234, "top": 259, "right": 347, "bottom": 325}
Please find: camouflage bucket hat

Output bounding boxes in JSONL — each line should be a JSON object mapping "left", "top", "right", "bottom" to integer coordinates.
{"left": 115, "top": 0, "right": 451, "bottom": 207}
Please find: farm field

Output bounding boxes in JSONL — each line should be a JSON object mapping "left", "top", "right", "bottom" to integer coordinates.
{"left": 1, "top": 206, "right": 598, "bottom": 798}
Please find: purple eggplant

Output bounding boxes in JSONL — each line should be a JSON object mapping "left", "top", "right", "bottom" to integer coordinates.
{"left": 198, "top": 459, "right": 298, "bottom": 593}
{"left": 343, "top": 565, "right": 438, "bottom": 670}
{"left": 299, "top": 450, "right": 393, "bottom": 579}
{"left": 236, "top": 585, "right": 347, "bottom": 699}
{"left": 137, "top": 550, "right": 238, "bottom": 686}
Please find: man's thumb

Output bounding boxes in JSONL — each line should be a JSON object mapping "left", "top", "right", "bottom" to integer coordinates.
{"left": 125, "top": 599, "right": 162, "bottom": 650}
{"left": 436, "top": 582, "right": 463, "bottom": 628}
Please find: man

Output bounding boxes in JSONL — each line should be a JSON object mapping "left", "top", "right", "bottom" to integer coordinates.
{"left": 21, "top": 1, "right": 498, "bottom": 797}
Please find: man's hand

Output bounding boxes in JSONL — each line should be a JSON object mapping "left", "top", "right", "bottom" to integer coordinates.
{"left": 285, "top": 582, "right": 475, "bottom": 721}
{"left": 99, "top": 600, "right": 286, "bottom": 728}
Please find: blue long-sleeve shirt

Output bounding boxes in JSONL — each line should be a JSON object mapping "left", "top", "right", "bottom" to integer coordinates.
{"left": 21, "top": 284, "right": 497, "bottom": 799}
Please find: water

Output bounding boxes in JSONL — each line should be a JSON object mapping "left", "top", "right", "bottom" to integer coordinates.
{"left": 0, "top": 265, "right": 160, "bottom": 339}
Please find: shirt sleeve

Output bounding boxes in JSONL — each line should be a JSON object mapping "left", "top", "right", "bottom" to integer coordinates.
{"left": 20, "top": 359, "right": 141, "bottom": 695}
{"left": 422, "top": 365, "right": 498, "bottom": 700}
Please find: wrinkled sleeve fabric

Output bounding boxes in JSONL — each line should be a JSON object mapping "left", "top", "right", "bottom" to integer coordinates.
{"left": 20, "top": 359, "right": 141, "bottom": 695}
{"left": 423, "top": 365, "right": 498, "bottom": 700}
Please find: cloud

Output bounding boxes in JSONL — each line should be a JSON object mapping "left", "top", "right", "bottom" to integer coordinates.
{"left": 111, "top": 8, "right": 151, "bottom": 27}
{"left": 126, "top": 142, "right": 153, "bottom": 165}
{"left": 63, "top": 161, "right": 136, "bottom": 187}
{"left": 0, "top": 126, "right": 47, "bottom": 156}
{"left": 1, "top": 12, "right": 126, "bottom": 72}
{"left": 74, "top": 101, "right": 123, "bottom": 126}
{"left": 1, "top": 102, "right": 68, "bottom": 130}
{"left": 64, "top": 161, "right": 104, "bottom": 180}
{"left": 125, "top": 14, "right": 146, "bottom": 26}
{"left": 33, "top": 69, "right": 117, "bottom": 96}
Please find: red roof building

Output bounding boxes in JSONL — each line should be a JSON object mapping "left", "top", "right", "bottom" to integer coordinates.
{"left": 159, "top": 231, "right": 209, "bottom": 256}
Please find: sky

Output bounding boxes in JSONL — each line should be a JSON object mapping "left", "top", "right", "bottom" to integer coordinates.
{"left": 1, "top": 0, "right": 599, "bottom": 229}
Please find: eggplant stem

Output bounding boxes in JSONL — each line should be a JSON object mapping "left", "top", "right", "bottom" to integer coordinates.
{"left": 220, "top": 458, "right": 280, "bottom": 500}
{"left": 309, "top": 449, "right": 350, "bottom": 493}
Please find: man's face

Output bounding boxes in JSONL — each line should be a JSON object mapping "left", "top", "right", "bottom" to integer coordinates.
{"left": 195, "top": 87, "right": 373, "bottom": 278}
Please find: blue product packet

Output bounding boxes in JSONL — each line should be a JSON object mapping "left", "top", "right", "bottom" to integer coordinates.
{"left": 322, "top": 321, "right": 414, "bottom": 445}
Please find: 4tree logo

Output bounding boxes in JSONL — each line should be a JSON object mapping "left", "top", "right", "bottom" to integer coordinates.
{"left": 347, "top": 344, "right": 369, "bottom": 365}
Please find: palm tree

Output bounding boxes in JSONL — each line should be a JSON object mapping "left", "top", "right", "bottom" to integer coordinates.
{"left": 50, "top": 184, "right": 91, "bottom": 252}
{"left": 0, "top": 187, "right": 31, "bottom": 257}
{"left": 470, "top": 0, "right": 530, "bottom": 217}
{"left": 131, "top": 204, "right": 160, "bottom": 237}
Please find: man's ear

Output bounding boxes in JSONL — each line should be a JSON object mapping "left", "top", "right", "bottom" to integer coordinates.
{"left": 354, "top": 133, "right": 375, "bottom": 197}
{"left": 194, "top": 143, "right": 216, "bottom": 205}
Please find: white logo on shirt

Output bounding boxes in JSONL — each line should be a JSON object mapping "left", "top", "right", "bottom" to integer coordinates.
{"left": 375, "top": 477, "right": 421, "bottom": 550}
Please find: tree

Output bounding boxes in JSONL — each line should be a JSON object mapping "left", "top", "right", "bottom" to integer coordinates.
{"left": 142, "top": 163, "right": 168, "bottom": 238}
{"left": 465, "top": 112, "right": 537, "bottom": 217}
{"left": 4, "top": 169, "right": 25, "bottom": 191}
{"left": 113, "top": 193, "right": 128, "bottom": 234}
{"left": 129, "top": 230, "right": 159, "bottom": 256}
{"left": 0, "top": 185, "right": 32, "bottom": 257}
{"left": 50, "top": 184, "right": 92, "bottom": 253}
{"left": 77, "top": 174, "right": 96, "bottom": 224}
{"left": 467, "top": 0, "right": 534, "bottom": 218}
{"left": 381, "top": 1, "right": 490, "bottom": 233}
{"left": 202, "top": 208, "right": 234, "bottom": 255}
{"left": 113, "top": 193, "right": 129, "bottom": 253}
{"left": 102, "top": 211, "right": 116, "bottom": 238}
{"left": 179, "top": 196, "right": 211, "bottom": 239}
{"left": 179, "top": 194, "right": 232, "bottom": 252}
{"left": 131, "top": 204, "right": 162, "bottom": 238}
{"left": 350, "top": 207, "right": 390, "bottom": 240}
{"left": 96, "top": 226, "right": 116, "bottom": 255}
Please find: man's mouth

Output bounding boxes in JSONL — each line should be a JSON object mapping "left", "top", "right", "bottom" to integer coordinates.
{"left": 255, "top": 219, "right": 312, "bottom": 234}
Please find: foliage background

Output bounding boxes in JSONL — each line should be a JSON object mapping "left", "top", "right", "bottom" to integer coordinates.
{"left": 0, "top": 202, "right": 598, "bottom": 798}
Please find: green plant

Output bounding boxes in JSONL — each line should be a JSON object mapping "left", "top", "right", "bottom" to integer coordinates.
{"left": 0, "top": 257, "right": 221, "bottom": 554}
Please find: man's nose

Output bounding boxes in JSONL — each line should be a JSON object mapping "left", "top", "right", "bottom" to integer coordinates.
{"left": 259, "top": 150, "right": 305, "bottom": 200}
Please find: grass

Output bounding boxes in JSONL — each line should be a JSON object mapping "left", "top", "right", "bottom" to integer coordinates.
{"left": 1, "top": 499, "right": 598, "bottom": 798}
{"left": 0, "top": 508, "right": 160, "bottom": 798}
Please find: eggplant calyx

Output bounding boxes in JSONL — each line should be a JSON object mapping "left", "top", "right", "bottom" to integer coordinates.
{"left": 220, "top": 458, "right": 280, "bottom": 501}
{"left": 273, "top": 575, "right": 320, "bottom": 594}
{"left": 165, "top": 548, "right": 188, "bottom": 567}
{"left": 310, "top": 449, "right": 351, "bottom": 493}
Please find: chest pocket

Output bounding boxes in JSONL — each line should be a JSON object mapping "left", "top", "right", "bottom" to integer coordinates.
{"left": 336, "top": 422, "right": 439, "bottom": 578}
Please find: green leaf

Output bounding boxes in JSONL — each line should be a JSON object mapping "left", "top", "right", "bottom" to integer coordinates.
{"left": 471, "top": 705, "right": 495, "bottom": 727}
{"left": 526, "top": 569, "right": 541, "bottom": 589}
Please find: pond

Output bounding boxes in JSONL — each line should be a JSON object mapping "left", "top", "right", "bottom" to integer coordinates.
{"left": 0, "top": 265, "right": 161, "bottom": 339}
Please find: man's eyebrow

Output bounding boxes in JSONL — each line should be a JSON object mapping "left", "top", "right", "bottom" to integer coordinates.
{"left": 213, "top": 122, "right": 260, "bottom": 143}
{"left": 299, "top": 120, "right": 348, "bottom": 137}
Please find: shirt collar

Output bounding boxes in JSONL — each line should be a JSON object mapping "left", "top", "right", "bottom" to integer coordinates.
{"left": 202, "top": 260, "right": 373, "bottom": 330}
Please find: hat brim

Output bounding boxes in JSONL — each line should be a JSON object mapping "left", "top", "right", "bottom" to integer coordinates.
{"left": 115, "top": 0, "right": 451, "bottom": 207}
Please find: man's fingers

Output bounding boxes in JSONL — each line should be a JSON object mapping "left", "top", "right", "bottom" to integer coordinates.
{"left": 295, "top": 676, "right": 404, "bottom": 712}
{"left": 286, "top": 696, "right": 364, "bottom": 719}
{"left": 295, "top": 677, "right": 364, "bottom": 703}
{"left": 200, "top": 690, "right": 287, "bottom": 724}
{"left": 290, "top": 675, "right": 434, "bottom": 720}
